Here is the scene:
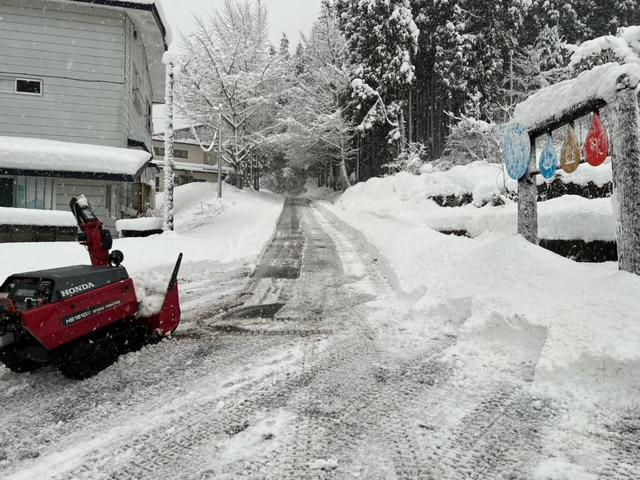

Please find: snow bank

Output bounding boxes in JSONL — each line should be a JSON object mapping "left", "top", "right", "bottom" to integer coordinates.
{"left": 0, "top": 182, "right": 284, "bottom": 291}
{"left": 115, "top": 217, "right": 164, "bottom": 233}
{"left": 0, "top": 207, "right": 76, "bottom": 227}
{"left": 340, "top": 164, "right": 616, "bottom": 241}
{"left": 419, "top": 163, "right": 515, "bottom": 205}
{"left": 0, "top": 136, "right": 150, "bottom": 176}
{"left": 512, "top": 62, "right": 640, "bottom": 130}
{"left": 552, "top": 160, "right": 612, "bottom": 188}
{"left": 327, "top": 171, "right": 640, "bottom": 405}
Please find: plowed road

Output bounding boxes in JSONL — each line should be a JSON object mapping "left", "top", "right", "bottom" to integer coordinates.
{"left": 1, "top": 199, "right": 638, "bottom": 479}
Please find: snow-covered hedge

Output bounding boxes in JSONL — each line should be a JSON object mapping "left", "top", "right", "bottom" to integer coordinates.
{"left": 416, "top": 161, "right": 613, "bottom": 207}
{"left": 341, "top": 166, "right": 616, "bottom": 243}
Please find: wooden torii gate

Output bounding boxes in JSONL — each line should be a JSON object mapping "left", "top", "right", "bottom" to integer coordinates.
{"left": 512, "top": 66, "right": 640, "bottom": 276}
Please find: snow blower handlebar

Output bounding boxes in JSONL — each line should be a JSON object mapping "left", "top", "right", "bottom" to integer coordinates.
{"left": 70, "top": 196, "right": 113, "bottom": 267}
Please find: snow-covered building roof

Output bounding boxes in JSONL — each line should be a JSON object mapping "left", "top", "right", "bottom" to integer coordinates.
{"left": 67, "top": 0, "right": 170, "bottom": 103}
{"left": 151, "top": 160, "right": 232, "bottom": 175}
{"left": 0, "top": 136, "right": 152, "bottom": 181}
{"left": 151, "top": 133, "right": 207, "bottom": 146}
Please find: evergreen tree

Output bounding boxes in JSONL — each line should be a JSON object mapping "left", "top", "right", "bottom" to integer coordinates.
{"left": 279, "top": 33, "right": 291, "bottom": 59}
{"left": 335, "top": 0, "right": 419, "bottom": 144}
{"left": 293, "top": 41, "right": 309, "bottom": 76}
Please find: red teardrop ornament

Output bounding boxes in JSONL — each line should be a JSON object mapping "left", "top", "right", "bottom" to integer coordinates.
{"left": 585, "top": 112, "right": 609, "bottom": 167}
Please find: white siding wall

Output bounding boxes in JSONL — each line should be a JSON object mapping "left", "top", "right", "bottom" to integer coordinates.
{"left": 0, "top": 0, "right": 127, "bottom": 147}
{"left": 124, "top": 16, "right": 153, "bottom": 151}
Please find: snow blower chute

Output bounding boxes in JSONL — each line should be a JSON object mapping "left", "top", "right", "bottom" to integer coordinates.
{"left": 0, "top": 196, "right": 183, "bottom": 379}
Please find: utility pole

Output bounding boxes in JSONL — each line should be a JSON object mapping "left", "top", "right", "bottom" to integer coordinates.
{"left": 163, "top": 57, "right": 175, "bottom": 231}
{"left": 217, "top": 104, "right": 223, "bottom": 199}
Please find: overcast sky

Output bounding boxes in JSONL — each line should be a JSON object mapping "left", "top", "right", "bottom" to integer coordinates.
{"left": 159, "top": 0, "right": 323, "bottom": 50}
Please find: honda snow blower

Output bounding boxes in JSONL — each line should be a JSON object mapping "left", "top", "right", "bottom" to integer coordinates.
{"left": 0, "top": 196, "right": 183, "bottom": 379}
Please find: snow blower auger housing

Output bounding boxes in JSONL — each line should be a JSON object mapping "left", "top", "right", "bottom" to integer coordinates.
{"left": 0, "top": 196, "right": 183, "bottom": 379}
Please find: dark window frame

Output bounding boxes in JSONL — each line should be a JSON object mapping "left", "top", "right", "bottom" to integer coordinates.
{"left": 15, "top": 78, "right": 43, "bottom": 96}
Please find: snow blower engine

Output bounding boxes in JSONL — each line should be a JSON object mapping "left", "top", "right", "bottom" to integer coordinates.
{"left": 0, "top": 196, "right": 182, "bottom": 379}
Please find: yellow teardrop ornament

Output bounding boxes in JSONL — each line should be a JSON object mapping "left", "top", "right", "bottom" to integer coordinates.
{"left": 560, "top": 125, "right": 581, "bottom": 174}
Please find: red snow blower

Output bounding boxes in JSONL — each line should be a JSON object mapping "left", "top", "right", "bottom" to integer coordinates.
{"left": 0, "top": 196, "right": 182, "bottom": 379}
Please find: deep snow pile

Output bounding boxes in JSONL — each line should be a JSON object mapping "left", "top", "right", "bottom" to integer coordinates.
{"left": 325, "top": 170, "right": 640, "bottom": 405}
{"left": 417, "top": 160, "right": 612, "bottom": 206}
{"left": 0, "top": 183, "right": 284, "bottom": 304}
{"left": 345, "top": 164, "right": 616, "bottom": 241}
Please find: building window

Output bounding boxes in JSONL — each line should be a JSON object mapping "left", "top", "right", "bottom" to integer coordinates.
{"left": 0, "top": 178, "right": 14, "bottom": 207}
{"left": 16, "top": 78, "right": 42, "bottom": 96}
{"left": 155, "top": 176, "right": 161, "bottom": 192}
{"left": 153, "top": 147, "right": 188, "bottom": 160}
{"left": 14, "top": 176, "right": 55, "bottom": 209}
{"left": 105, "top": 185, "right": 113, "bottom": 216}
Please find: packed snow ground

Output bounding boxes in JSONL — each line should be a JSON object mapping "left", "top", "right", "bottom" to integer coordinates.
{"left": 323, "top": 166, "right": 640, "bottom": 407}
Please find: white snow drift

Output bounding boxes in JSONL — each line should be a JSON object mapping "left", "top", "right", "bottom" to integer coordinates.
{"left": 325, "top": 167, "right": 640, "bottom": 406}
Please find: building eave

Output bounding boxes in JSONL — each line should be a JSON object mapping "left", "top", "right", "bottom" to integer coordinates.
{"left": 69, "top": 0, "right": 168, "bottom": 48}
{"left": 0, "top": 168, "right": 138, "bottom": 182}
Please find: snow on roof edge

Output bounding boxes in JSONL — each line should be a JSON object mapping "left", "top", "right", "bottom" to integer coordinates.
{"left": 151, "top": 159, "right": 232, "bottom": 174}
{"left": 69, "top": 0, "right": 171, "bottom": 45}
{"left": 513, "top": 63, "right": 640, "bottom": 131}
{"left": 0, "top": 136, "right": 152, "bottom": 177}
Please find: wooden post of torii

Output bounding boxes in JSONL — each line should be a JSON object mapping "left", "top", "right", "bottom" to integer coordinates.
{"left": 516, "top": 73, "right": 640, "bottom": 275}
{"left": 611, "top": 74, "right": 640, "bottom": 274}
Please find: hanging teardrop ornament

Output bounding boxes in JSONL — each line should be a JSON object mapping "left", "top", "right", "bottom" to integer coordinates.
{"left": 539, "top": 132, "right": 558, "bottom": 180}
{"left": 585, "top": 111, "right": 609, "bottom": 167}
{"left": 502, "top": 123, "right": 531, "bottom": 180}
{"left": 560, "top": 124, "right": 581, "bottom": 174}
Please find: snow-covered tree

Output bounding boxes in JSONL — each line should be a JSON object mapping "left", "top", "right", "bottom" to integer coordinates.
{"left": 570, "top": 25, "right": 640, "bottom": 73}
{"left": 440, "top": 114, "right": 502, "bottom": 167}
{"left": 507, "top": 25, "right": 573, "bottom": 113}
{"left": 265, "top": 0, "right": 355, "bottom": 190}
{"left": 279, "top": 33, "right": 290, "bottom": 59}
{"left": 336, "top": 0, "right": 419, "bottom": 145}
{"left": 177, "top": 0, "right": 286, "bottom": 186}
